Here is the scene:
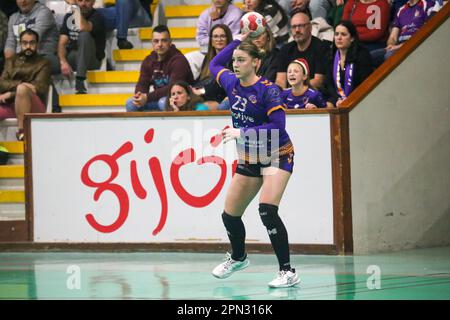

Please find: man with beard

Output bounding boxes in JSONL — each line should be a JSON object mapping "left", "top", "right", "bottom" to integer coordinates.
{"left": 275, "top": 10, "right": 330, "bottom": 90}
{"left": 58, "top": 0, "right": 106, "bottom": 94}
{"left": 4, "top": 0, "right": 59, "bottom": 74}
{"left": 0, "top": 29, "right": 51, "bottom": 141}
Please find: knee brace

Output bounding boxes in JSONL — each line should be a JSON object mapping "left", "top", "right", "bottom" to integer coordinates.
{"left": 259, "top": 203, "right": 280, "bottom": 232}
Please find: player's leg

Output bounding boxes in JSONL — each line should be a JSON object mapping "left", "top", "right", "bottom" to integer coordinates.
{"left": 212, "top": 172, "right": 262, "bottom": 279}
{"left": 259, "top": 167, "right": 300, "bottom": 287}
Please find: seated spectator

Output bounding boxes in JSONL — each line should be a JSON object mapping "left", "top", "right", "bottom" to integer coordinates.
{"left": 342, "top": 0, "right": 390, "bottom": 52}
{"left": 165, "top": 81, "right": 209, "bottom": 112}
{"left": 282, "top": 58, "right": 327, "bottom": 109}
{"left": 251, "top": 26, "right": 280, "bottom": 81}
{"left": 275, "top": 10, "right": 330, "bottom": 89}
{"left": 243, "top": 0, "right": 290, "bottom": 46}
{"left": 197, "top": 0, "right": 243, "bottom": 53}
{"left": 94, "top": 0, "right": 153, "bottom": 49}
{"left": 323, "top": 20, "right": 373, "bottom": 107}
{"left": 125, "top": 25, "right": 194, "bottom": 112}
{"left": 370, "top": 0, "right": 438, "bottom": 67}
{"left": 191, "top": 24, "right": 233, "bottom": 110}
{"left": 290, "top": 0, "right": 334, "bottom": 42}
{"left": 0, "top": 9, "right": 7, "bottom": 74}
{"left": 0, "top": 29, "right": 51, "bottom": 141}
{"left": 58, "top": 0, "right": 106, "bottom": 94}
{"left": 4, "top": 0, "right": 59, "bottom": 74}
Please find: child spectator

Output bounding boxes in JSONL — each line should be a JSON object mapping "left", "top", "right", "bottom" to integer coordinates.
{"left": 282, "top": 58, "right": 327, "bottom": 109}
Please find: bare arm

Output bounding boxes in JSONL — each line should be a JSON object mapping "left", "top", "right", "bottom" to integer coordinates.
{"left": 310, "top": 74, "right": 325, "bottom": 90}
{"left": 275, "top": 72, "right": 287, "bottom": 89}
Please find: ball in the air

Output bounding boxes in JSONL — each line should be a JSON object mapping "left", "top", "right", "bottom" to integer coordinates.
{"left": 240, "top": 12, "right": 267, "bottom": 37}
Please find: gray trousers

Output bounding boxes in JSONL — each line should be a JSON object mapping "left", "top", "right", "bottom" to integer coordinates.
{"left": 66, "top": 31, "right": 102, "bottom": 78}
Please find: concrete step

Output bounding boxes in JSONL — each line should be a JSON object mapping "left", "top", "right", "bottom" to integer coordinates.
{"left": 0, "top": 203, "right": 25, "bottom": 220}
{"left": 0, "top": 119, "right": 19, "bottom": 141}
{"left": 0, "top": 165, "right": 24, "bottom": 179}
{"left": 0, "top": 190, "right": 24, "bottom": 203}
{"left": 59, "top": 93, "right": 131, "bottom": 112}
{"left": 86, "top": 71, "right": 138, "bottom": 93}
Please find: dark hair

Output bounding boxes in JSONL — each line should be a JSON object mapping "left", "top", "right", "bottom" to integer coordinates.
{"left": 19, "top": 29, "right": 39, "bottom": 43}
{"left": 237, "top": 40, "right": 265, "bottom": 60}
{"left": 165, "top": 81, "right": 204, "bottom": 111}
{"left": 153, "top": 25, "right": 171, "bottom": 38}
{"left": 199, "top": 24, "right": 233, "bottom": 80}
{"left": 332, "top": 20, "right": 361, "bottom": 64}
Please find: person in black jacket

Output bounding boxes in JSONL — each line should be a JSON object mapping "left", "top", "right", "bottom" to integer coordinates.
{"left": 323, "top": 20, "right": 373, "bottom": 107}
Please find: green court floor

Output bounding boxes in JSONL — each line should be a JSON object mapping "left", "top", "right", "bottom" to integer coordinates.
{"left": 0, "top": 246, "right": 449, "bottom": 300}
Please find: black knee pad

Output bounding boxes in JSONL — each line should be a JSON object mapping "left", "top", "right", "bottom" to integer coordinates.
{"left": 258, "top": 203, "right": 279, "bottom": 229}
{"left": 222, "top": 211, "right": 245, "bottom": 235}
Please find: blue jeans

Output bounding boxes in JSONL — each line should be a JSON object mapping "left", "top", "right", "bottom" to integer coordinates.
{"left": 370, "top": 47, "right": 398, "bottom": 68}
{"left": 125, "top": 97, "right": 166, "bottom": 112}
{"left": 98, "top": 0, "right": 152, "bottom": 39}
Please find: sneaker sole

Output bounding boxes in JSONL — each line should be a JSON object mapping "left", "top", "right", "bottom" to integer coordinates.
{"left": 268, "top": 277, "right": 301, "bottom": 288}
{"left": 212, "top": 260, "right": 250, "bottom": 279}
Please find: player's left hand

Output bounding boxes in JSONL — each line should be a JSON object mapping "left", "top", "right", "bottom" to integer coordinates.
{"left": 222, "top": 128, "right": 241, "bottom": 143}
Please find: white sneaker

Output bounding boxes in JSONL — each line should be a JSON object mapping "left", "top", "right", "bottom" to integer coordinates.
{"left": 212, "top": 253, "right": 250, "bottom": 279}
{"left": 268, "top": 269, "right": 301, "bottom": 288}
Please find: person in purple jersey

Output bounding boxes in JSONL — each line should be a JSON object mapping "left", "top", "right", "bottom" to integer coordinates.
{"left": 370, "top": 0, "right": 438, "bottom": 66}
{"left": 282, "top": 58, "right": 327, "bottom": 109}
{"left": 209, "top": 33, "right": 300, "bottom": 288}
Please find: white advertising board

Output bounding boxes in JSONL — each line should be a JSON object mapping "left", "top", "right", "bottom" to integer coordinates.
{"left": 31, "top": 114, "right": 333, "bottom": 244}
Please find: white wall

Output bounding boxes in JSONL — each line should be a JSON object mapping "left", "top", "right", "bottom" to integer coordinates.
{"left": 31, "top": 114, "right": 334, "bottom": 245}
{"left": 349, "top": 19, "right": 450, "bottom": 254}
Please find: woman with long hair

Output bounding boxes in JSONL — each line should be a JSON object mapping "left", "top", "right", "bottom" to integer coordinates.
{"left": 324, "top": 20, "right": 373, "bottom": 107}
{"left": 208, "top": 34, "right": 300, "bottom": 288}
{"left": 192, "top": 24, "right": 233, "bottom": 109}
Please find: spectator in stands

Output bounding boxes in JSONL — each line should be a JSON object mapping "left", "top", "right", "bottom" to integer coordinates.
{"left": 197, "top": 0, "right": 243, "bottom": 53}
{"left": 125, "top": 25, "right": 194, "bottom": 112}
{"left": 58, "top": 0, "right": 106, "bottom": 94}
{"left": 282, "top": 58, "right": 327, "bottom": 109}
{"left": 251, "top": 26, "right": 280, "bottom": 81}
{"left": 0, "top": 29, "right": 51, "bottom": 141}
{"left": 165, "top": 81, "right": 209, "bottom": 112}
{"left": 370, "top": 0, "right": 438, "bottom": 67}
{"left": 290, "top": 0, "right": 334, "bottom": 42}
{"left": 275, "top": 10, "right": 330, "bottom": 89}
{"left": 323, "top": 20, "right": 373, "bottom": 107}
{"left": 191, "top": 24, "right": 233, "bottom": 110}
{"left": 243, "top": 0, "right": 290, "bottom": 46}
{"left": 89, "top": 0, "right": 153, "bottom": 50}
{"left": 341, "top": 0, "right": 390, "bottom": 52}
{"left": 4, "top": 0, "right": 59, "bottom": 74}
{"left": 0, "top": 9, "right": 7, "bottom": 74}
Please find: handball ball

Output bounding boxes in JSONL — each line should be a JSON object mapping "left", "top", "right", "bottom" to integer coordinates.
{"left": 240, "top": 12, "right": 267, "bottom": 37}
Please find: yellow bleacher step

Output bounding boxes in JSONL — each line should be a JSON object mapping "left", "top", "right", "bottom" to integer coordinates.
{"left": 0, "top": 142, "right": 23, "bottom": 154}
{"left": 113, "top": 47, "right": 197, "bottom": 61}
{"left": 0, "top": 190, "right": 24, "bottom": 203}
{"left": 165, "top": 3, "right": 243, "bottom": 18}
{"left": 139, "top": 27, "right": 197, "bottom": 40}
{"left": 87, "top": 71, "right": 140, "bottom": 83}
{"left": 60, "top": 93, "right": 132, "bottom": 107}
{"left": 0, "top": 165, "right": 24, "bottom": 179}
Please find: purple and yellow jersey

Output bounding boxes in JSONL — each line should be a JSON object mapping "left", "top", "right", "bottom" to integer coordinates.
{"left": 282, "top": 87, "right": 327, "bottom": 109}
{"left": 215, "top": 68, "right": 293, "bottom": 163}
